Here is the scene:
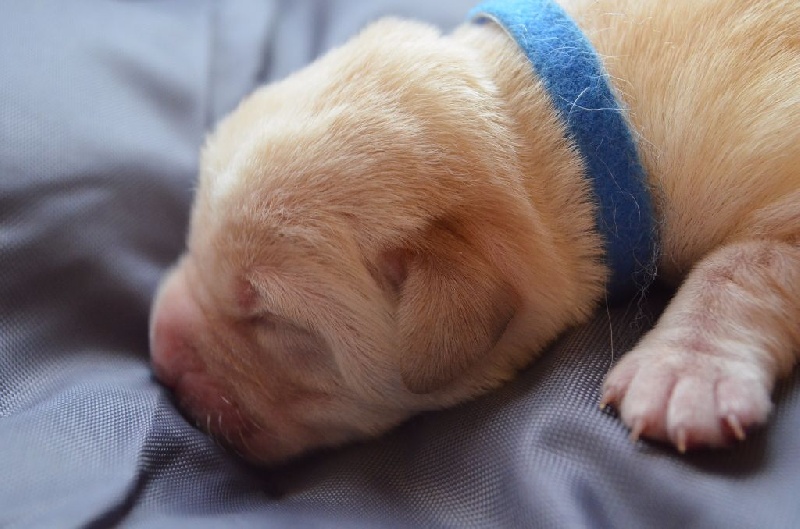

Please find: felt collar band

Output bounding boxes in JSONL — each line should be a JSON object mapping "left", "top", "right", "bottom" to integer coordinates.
{"left": 469, "top": 0, "right": 657, "bottom": 295}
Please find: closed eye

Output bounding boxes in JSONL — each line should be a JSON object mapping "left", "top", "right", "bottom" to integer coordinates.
{"left": 248, "top": 311, "right": 337, "bottom": 374}
{"left": 248, "top": 313, "right": 279, "bottom": 331}
{"left": 248, "top": 311, "right": 315, "bottom": 340}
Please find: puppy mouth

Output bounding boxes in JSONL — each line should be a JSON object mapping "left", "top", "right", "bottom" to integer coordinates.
{"left": 167, "top": 372, "right": 292, "bottom": 462}
{"left": 149, "top": 344, "right": 265, "bottom": 461}
{"left": 152, "top": 357, "right": 328, "bottom": 463}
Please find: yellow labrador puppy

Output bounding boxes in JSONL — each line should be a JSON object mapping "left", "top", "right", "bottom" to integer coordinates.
{"left": 150, "top": 0, "right": 800, "bottom": 464}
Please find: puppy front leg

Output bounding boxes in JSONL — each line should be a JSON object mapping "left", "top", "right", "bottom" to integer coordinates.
{"left": 601, "top": 239, "right": 800, "bottom": 451}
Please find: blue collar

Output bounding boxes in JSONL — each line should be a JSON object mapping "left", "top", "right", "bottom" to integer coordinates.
{"left": 469, "top": 0, "right": 657, "bottom": 296}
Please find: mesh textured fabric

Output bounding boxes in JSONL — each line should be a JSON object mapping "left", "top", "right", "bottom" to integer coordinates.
{"left": 1, "top": 1, "right": 798, "bottom": 528}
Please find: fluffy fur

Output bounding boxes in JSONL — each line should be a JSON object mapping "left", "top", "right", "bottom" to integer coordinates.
{"left": 150, "top": 0, "right": 800, "bottom": 463}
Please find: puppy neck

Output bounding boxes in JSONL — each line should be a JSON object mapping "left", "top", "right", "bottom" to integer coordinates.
{"left": 448, "top": 23, "right": 606, "bottom": 309}
{"left": 470, "top": 0, "right": 657, "bottom": 297}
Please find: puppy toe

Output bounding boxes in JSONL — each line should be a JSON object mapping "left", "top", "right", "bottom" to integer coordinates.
{"left": 617, "top": 359, "right": 678, "bottom": 442}
{"left": 600, "top": 355, "right": 641, "bottom": 410}
{"left": 716, "top": 376, "right": 772, "bottom": 442}
{"left": 666, "top": 375, "right": 724, "bottom": 451}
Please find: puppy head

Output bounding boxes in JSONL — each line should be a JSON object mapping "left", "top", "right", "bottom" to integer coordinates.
{"left": 150, "top": 19, "right": 576, "bottom": 464}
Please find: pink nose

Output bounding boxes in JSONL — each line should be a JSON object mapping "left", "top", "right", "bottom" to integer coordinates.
{"left": 149, "top": 264, "right": 252, "bottom": 437}
{"left": 149, "top": 264, "right": 206, "bottom": 389}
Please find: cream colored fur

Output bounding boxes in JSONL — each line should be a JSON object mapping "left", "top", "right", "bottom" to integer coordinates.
{"left": 149, "top": 0, "right": 800, "bottom": 462}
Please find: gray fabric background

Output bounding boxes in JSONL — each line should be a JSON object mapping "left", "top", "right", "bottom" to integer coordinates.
{"left": 1, "top": 1, "right": 798, "bottom": 528}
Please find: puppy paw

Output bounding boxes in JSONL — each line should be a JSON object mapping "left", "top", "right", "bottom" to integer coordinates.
{"left": 600, "top": 342, "right": 773, "bottom": 452}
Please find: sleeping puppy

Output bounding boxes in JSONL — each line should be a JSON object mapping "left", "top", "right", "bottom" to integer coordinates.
{"left": 149, "top": 0, "right": 800, "bottom": 464}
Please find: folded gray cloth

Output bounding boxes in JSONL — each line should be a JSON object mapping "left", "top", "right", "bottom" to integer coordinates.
{"left": 1, "top": 1, "right": 797, "bottom": 527}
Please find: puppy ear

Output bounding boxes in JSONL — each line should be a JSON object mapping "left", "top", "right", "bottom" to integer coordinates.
{"left": 389, "top": 221, "right": 516, "bottom": 394}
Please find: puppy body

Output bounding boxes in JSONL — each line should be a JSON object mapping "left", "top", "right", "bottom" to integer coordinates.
{"left": 150, "top": 0, "right": 800, "bottom": 462}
